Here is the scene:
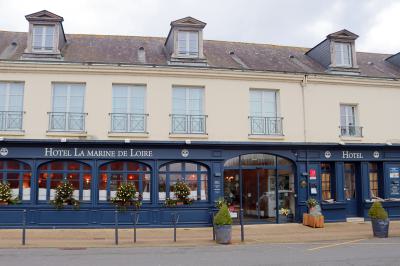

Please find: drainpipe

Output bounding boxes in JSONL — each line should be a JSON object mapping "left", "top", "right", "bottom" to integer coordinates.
{"left": 300, "top": 74, "right": 308, "bottom": 143}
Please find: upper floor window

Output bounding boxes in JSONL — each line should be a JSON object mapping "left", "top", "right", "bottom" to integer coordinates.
{"left": 335, "top": 42, "right": 352, "bottom": 67}
{"left": 49, "top": 83, "right": 86, "bottom": 132}
{"left": 32, "top": 25, "right": 55, "bottom": 52}
{"left": 177, "top": 31, "right": 199, "bottom": 57}
{"left": 111, "top": 84, "right": 147, "bottom": 133}
{"left": 340, "top": 104, "right": 362, "bottom": 137}
{"left": 171, "top": 87, "right": 206, "bottom": 134}
{"left": 0, "top": 82, "right": 24, "bottom": 131}
{"left": 249, "top": 89, "right": 282, "bottom": 135}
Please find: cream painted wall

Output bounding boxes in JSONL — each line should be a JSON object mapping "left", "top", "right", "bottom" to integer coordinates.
{"left": 1, "top": 65, "right": 399, "bottom": 144}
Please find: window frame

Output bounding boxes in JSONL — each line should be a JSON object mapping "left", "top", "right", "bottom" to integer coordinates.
{"left": 177, "top": 30, "right": 199, "bottom": 57}
{"left": 334, "top": 42, "right": 352, "bottom": 67}
{"left": 158, "top": 161, "right": 209, "bottom": 202}
{"left": 37, "top": 160, "right": 91, "bottom": 203}
{"left": 0, "top": 82, "right": 24, "bottom": 131}
{"left": 321, "top": 162, "right": 335, "bottom": 201}
{"left": 368, "top": 162, "right": 381, "bottom": 199}
{"left": 98, "top": 161, "right": 152, "bottom": 202}
{"left": 32, "top": 24, "right": 55, "bottom": 52}
{"left": 0, "top": 160, "right": 32, "bottom": 202}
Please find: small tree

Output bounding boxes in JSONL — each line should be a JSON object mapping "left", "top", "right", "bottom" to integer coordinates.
{"left": 111, "top": 183, "right": 141, "bottom": 210}
{"left": 52, "top": 181, "right": 79, "bottom": 209}
{"left": 214, "top": 203, "right": 232, "bottom": 226}
{"left": 368, "top": 201, "right": 388, "bottom": 220}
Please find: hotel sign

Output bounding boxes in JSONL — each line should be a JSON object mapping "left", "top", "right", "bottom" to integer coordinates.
{"left": 44, "top": 147, "right": 154, "bottom": 158}
{"left": 323, "top": 150, "right": 381, "bottom": 160}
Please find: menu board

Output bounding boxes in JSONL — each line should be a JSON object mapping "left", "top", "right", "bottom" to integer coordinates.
{"left": 389, "top": 168, "right": 400, "bottom": 196}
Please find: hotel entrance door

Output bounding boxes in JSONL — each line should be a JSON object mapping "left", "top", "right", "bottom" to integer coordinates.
{"left": 223, "top": 153, "right": 296, "bottom": 223}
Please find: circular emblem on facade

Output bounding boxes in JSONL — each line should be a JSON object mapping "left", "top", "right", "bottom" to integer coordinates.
{"left": 181, "top": 149, "right": 189, "bottom": 158}
{"left": 373, "top": 151, "right": 380, "bottom": 159}
{"left": 324, "top": 151, "right": 332, "bottom": 159}
{"left": 0, "top": 148, "right": 8, "bottom": 157}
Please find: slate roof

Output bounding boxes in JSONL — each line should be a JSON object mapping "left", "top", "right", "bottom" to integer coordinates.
{"left": 0, "top": 30, "right": 399, "bottom": 78}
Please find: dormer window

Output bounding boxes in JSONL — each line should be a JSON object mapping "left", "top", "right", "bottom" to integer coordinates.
{"left": 32, "top": 25, "right": 55, "bottom": 52}
{"left": 178, "top": 31, "right": 199, "bottom": 57}
{"left": 334, "top": 42, "right": 352, "bottom": 67}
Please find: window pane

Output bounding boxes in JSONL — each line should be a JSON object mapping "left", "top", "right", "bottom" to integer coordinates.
{"left": 38, "top": 173, "right": 47, "bottom": 201}
{"left": 110, "top": 161, "right": 124, "bottom": 171}
{"left": 99, "top": 173, "right": 108, "bottom": 201}
{"left": 83, "top": 174, "right": 91, "bottom": 201}
{"left": 159, "top": 174, "right": 166, "bottom": 200}
{"left": 22, "top": 173, "right": 31, "bottom": 201}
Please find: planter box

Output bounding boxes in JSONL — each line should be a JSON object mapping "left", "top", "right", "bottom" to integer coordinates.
{"left": 215, "top": 225, "right": 232, "bottom": 244}
{"left": 371, "top": 218, "right": 389, "bottom": 238}
{"left": 303, "top": 213, "right": 324, "bottom": 228}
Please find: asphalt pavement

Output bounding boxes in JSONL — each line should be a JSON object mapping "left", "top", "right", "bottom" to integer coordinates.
{"left": 1, "top": 237, "right": 400, "bottom": 266}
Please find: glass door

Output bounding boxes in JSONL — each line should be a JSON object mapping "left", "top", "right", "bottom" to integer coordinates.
{"left": 344, "top": 163, "right": 359, "bottom": 217}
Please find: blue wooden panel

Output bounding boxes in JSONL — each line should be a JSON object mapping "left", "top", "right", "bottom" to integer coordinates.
{"left": 36, "top": 209, "right": 91, "bottom": 225}
{"left": 159, "top": 208, "right": 211, "bottom": 225}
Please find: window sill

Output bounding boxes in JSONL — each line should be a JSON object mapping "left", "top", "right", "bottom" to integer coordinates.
{"left": 46, "top": 131, "right": 87, "bottom": 137}
{"left": 169, "top": 133, "right": 208, "bottom": 139}
{"left": 108, "top": 132, "right": 149, "bottom": 138}
{"left": 339, "top": 136, "right": 363, "bottom": 142}
{"left": 248, "top": 134, "right": 285, "bottom": 140}
{"left": 0, "top": 130, "right": 25, "bottom": 136}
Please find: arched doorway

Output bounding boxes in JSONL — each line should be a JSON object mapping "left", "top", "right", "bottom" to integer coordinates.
{"left": 223, "top": 153, "right": 295, "bottom": 223}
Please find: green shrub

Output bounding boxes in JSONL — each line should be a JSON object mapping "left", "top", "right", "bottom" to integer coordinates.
{"left": 368, "top": 201, "right": 388, "bottom": 220}
{"left": 214, "top": 204, "right": 232, "bottom": 226}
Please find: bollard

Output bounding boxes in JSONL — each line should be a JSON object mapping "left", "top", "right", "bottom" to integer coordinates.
{"left": 240, "top": 208, "right": 244, "bottom": 242}
{"left": 172, "top": 212, "right": 179, "bottom": 242}
{"left": 132, "top": 211, "right": 139, "bottom": 243}
{"left": 211, "top": 211, "right": 215, "bottom": 241}
{"left": 22, "top": 209, "right": 27, "bottom": 246}
{"left": 115, "top": 209, "right": 119, "bottom": 245}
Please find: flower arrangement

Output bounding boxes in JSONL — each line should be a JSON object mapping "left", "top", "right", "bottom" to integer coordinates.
{"left": 52, "top": 181, "right": 79, "bottom": 209}
{"left": 306, "top": 198, "right": 318, "bottom": 208}
{"left": 215, "top": 197, "right": 227, "bottom": 209}
{"left": 0, "top": 182, "right": 18, "bottom": 205}
{"left": 279, "top": 208, "right": 290, "bottom": 216}
{"left": 164, "top": 180, "right": 194, "bottom": 207}
{"left": 111, "top": 183, "right": 142, "bottom": 210}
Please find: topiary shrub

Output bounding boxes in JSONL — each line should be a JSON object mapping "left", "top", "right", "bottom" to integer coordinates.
{"left": 214, "top": 203, "right": 232, "bottom": 226}
{"left": 368, "top": 201, "right": 388, "bottom": 220}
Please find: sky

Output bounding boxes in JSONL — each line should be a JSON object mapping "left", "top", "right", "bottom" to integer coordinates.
{"left": 0, "top": 0, "right": 399, "bottom": 54}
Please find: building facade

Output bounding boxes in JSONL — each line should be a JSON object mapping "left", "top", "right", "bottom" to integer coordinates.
{"left": 1, "top": 10, "right": 400, "bottom": 227}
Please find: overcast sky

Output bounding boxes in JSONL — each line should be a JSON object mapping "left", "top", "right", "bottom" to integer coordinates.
{"left": 0, "top": 0, "right": 399, "bottom": 54}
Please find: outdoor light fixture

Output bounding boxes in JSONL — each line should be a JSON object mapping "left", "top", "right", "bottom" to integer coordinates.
{"left": 0, "top": 137, "right": 4, "bottom": 141}
{"left": 386, "top": 142, "right": 393, "bottom": 146}
{"left": 185, "top": 139, "right": 191, "bottom": 145}
{"left": 124, "top": 139, "right": 130, "bottom": 143}
{"left": 60, "top": 138, "right": 67, "bottom": 143}
{"left": 338, "top": 141, "right": 345, "bottom": 145}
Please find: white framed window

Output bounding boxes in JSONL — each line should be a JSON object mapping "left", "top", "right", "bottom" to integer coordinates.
{"left": 340, "top": 104, "right": 361, "bottom": 136}
{"left": 172, "top": 87, "right": 205, "bottom": 134}
{"left": 249, "top": 89, "right": 282, "bottom": 135}
{"left": 32, "top": 25, "right": 55, "bottom": 51}
{"left": 335, "top": 42, "right": 352, "bottom": 67}
{"left": 0, "top": 82, "right": 24, "bottom": 130}
{"left": 111, "top": 84, "right": 146, "bottom": 132}
{"left": 49, "top": 83, "right": 85, "bottom": 131}
{"left": 177, "top": 31, "right": 199, "bottom": 57}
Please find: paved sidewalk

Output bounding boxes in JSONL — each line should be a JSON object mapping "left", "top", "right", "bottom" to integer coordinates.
{"left": 1, "top": 221, "right": 399, "bottom": 248}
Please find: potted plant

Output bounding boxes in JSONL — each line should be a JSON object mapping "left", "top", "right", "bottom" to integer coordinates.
{"left": 279, "top": 207, "right": 290, "bottom": 223}
{"left": 306, "top": 198, "right": 318, "bottom": 212}
{"left": 0, "top": 182, "right": 18, "bottom": 205}
{"left": 214, "top": 203, "right": 233, "bottom": 244}
{"left": 111, "top": 183, "right": 142, "bottom": 211}
{"left": 52, "top": 180, "right": 79, "bottom": 209}
{"left": 368, "top": 201, "right": 389, "bottom": 238}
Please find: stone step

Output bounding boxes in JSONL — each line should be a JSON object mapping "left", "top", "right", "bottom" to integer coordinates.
{"left": 346, "top": 217, "right": 365, "bottom": 223}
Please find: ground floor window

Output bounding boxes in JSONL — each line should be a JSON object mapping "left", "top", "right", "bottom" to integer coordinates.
{"left": 99, "top": 161, "right": 151, "bottom": 201}
{"left": 0, "top": 160, "right": 31, "bottom": 201}
{"left": 38, "top": 161, "right": 91, "bottom": 202}
{"left": 158, "top": 162, "right": 208, "bottom": 201}
{"left": 369, "top": 163, "right": 380, "bottom": 198}
{"left": 321, "top": 163, "right": 335, "bottom": 201}
{"left": 344, "top": 163, "right": 356, "bottom": 200}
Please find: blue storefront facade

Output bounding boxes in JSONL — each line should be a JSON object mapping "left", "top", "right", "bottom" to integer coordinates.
{"left": 1, "top": 140, "right": 400, "bottom": 228}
